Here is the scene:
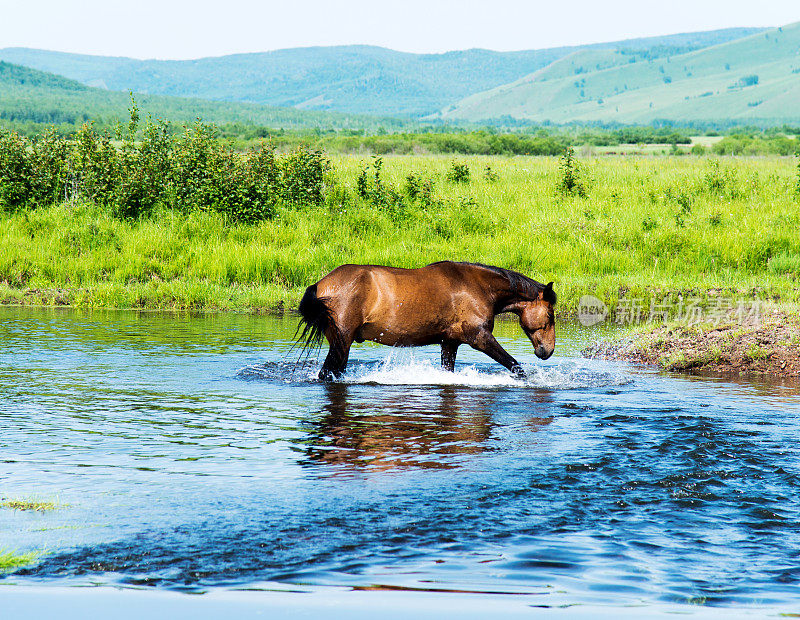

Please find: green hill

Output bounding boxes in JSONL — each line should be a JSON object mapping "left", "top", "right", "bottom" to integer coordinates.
{"left": 0, "top": 28, "right": 762, "bottom": 118}
{"left": 0, "top": 61, "right": 403, "bottom": 133}
{"left": 440, "top": 23, "right": 800, "bottom": 125}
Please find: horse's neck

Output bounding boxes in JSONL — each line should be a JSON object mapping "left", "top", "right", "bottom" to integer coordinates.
{"left": 486, "top": 272, "right": 535, "bottom": 311}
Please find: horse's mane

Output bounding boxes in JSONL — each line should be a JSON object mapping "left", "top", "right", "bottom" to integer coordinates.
{"left": 430, "top": 261, "right": 556, "bottom": 304}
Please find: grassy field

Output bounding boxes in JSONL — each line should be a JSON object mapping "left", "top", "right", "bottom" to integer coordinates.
{"left": 1, "top": 154, "right": 798, "bottom": 314}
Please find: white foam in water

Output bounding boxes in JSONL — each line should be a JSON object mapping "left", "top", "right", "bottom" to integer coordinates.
{"left": 240, "top": 351, "right": 631, "bottom": 389}
{"left": 341, "top": 350, "right": 631, "bottom": 389}
{"left": 350, "top": 358, "right": 522, "bottom": 387}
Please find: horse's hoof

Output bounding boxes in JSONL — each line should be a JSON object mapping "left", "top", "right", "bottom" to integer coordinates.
{"left": 318, "top": 369, "right": 336, "bottom": 381}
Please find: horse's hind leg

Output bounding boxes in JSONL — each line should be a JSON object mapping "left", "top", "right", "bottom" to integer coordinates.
{"left": 441, "top": 340, "right": 459, "bottom": 372}
{"left": 319, "top": 328, "right": 353, "bottom": 381}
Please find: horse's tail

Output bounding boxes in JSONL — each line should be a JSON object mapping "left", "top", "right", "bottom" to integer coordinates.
{"left": 296, "top": 284, "right": 333, "bottom": 357}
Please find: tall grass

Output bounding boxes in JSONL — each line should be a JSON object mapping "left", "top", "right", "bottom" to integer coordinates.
{"left": 1, "top": 151, "right": 799, "bottom": 313}
{"left": 0, "top": 549, "right": 37, "bottom": 571}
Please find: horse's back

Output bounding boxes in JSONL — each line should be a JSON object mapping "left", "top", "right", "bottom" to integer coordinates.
{"left": 313, "top": 262, "right": 494, "bottom": 345}
{"left": 316, "top": 263, "right": 461, "bottom": 305}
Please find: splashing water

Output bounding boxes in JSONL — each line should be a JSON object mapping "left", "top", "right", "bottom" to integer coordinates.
{"left": 237, "top": 348, "right": 630, "bottom": 390}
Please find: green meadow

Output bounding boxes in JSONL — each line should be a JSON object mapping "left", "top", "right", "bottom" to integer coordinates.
{"left": 1, "top": 151, "right": 798, "bottom": 314}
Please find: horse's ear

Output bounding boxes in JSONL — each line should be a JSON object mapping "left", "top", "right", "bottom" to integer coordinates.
{"left": 541, "top": 282, "right": 556, "bottom": 305}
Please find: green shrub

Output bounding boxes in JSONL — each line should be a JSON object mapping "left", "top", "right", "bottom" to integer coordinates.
{"left": 556, "top": 147, "right": 586, "bottom": 197}
{"left": 445, "top": 161, "right": 470, "bottom": 184}
{"left": 0, "top": 102, "right": 330, "bottom": 223}
{"left": 31, "top": 128, "right": 70, "bottom": 207}
{"left": 701, "top": 160, "right": 742, "bottom": 199}
{"left": 0, "top": 129, "right": 35, "bottom": 211}
{"left": 404, "top": 172, "right": 435, "bottom": 206}
{"left": 642, "top": 216, "right": 658, "bottom": 231}
{"left": 484, "top": 165, "right": 499, "bottom": 182}
{"left": 279, "top": 145, "right": 328, "bottom": 206}
{"left": 690, "top": 143, "right": 706, "bottom": 155}
{"left": 357, "top": 156, "right": 388, "bottom": 205}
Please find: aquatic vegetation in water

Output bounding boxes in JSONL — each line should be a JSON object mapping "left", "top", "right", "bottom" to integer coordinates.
{"left": 1, "top": 498, "right": 64, "bottom": 512}
{"left": 0, "top": 549, "right": 38, "bottom": 571}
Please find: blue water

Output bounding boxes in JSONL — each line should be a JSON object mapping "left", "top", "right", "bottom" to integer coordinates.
{"left": 1, "top": 308, "right": 799, "bottom": 610}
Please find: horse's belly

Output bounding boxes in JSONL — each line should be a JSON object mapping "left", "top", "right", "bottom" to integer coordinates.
{"left": 358, "top": 322, "right": 440, "bottom": 347}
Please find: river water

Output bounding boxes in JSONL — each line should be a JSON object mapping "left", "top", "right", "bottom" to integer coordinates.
{"left": 1, "top": 308, "right": 799, "bottom": 614}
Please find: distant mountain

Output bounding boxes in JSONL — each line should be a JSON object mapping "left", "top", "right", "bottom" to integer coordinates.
{"left": 0, "top": 61, "right": 402, "bottom": 132}
{"left": 439, "top": 23, "right": 800, "bottom": 125}
{"left": 0, "top": 28, "right": 764, "bottom": 118}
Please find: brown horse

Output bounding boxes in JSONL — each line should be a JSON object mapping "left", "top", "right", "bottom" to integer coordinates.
{"left": 297, "top": 261, "right": 556, "bottom": 380}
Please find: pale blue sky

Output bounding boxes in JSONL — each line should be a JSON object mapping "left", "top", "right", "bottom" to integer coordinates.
{"left": 1, "top": 0, "right": 798, "bottom": 59}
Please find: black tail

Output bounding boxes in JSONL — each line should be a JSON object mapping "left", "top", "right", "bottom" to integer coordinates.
{"left": 295, "top": 284, "right": 334, "bottom": 360}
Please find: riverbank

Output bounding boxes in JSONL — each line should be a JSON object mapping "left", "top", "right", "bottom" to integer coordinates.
{"left": 585, "top": 306, "right": 800, "bottom": 377}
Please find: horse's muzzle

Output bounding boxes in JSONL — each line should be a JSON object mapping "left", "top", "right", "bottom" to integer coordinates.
{"left": 535, "top": 346, "right": 554, "bottom": 360}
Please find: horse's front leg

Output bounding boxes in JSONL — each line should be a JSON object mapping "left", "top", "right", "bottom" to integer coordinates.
{"left": 319, "top": 328, "right": 353, "bottom": 381}
{"left": 441, "top": 340, "right": 459, "bottom": 372}
{"left": 467, "top": 328, "right": 525, "bottom": 378}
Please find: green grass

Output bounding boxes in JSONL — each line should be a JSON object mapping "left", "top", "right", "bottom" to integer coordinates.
{"left": 0, "top": 549, "right": 37, "bottom": 571}
{"left": 1, "top": 155, "right": 798, "bottom": 313}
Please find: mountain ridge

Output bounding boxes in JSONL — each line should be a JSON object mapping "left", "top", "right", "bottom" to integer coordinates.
{"left": 440, "top": 23, "right": 800, "bottom": 124}
{"left": 0, "top": 27, "right": 765, "bottom": 117}
{"left": 0, "top": 60, "right": 403, "bottom": 132}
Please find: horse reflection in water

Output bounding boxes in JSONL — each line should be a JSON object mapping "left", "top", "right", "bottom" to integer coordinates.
{"left": 302, "top": 383, "right": 553, "bottom": 471}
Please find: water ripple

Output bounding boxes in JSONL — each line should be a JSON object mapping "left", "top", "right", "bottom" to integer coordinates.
{"left": 2, "top": 308, "right": 800, "bottom": 611}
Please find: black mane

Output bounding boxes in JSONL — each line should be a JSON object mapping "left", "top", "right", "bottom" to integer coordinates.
{"left": 430, "top": 261, "right": 555, "bottom": 304}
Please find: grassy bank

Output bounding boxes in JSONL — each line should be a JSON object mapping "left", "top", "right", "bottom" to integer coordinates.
{"left": 585, "top": 306, "right": 800, "bottom": 377}
{"left": 1, "top": 154, "right": 799, "bottom": 313}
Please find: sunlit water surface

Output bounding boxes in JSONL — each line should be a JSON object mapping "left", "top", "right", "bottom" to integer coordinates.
{"left": 1, "top": 308, "right": 800, "bottom": 611}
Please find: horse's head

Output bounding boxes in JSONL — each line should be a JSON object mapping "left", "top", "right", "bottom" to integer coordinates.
{"left": 512, "top": 282, "right": 556, "bottom": 360}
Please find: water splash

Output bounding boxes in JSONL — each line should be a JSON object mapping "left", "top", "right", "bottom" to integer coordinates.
{"left": 349, "top": 358, "right": 520, "bottom": 387}
{"left": 237, "top": 350, "right": 630, "bottom": 390}
{"left": 349, "top": 357, "right": 629, "bottom": 389}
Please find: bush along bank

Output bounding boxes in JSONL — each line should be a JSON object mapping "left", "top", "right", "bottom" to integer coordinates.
{"left": 0, "top": 100, "right": 329, "bottom": 223}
